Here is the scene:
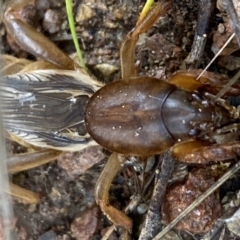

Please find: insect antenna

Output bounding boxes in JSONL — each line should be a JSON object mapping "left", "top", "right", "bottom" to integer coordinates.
{"left": 196, "top": 33, "right": 236, "bottom": 80}
{"left": 197, "top": 0, "right": 240, "bottom": 100}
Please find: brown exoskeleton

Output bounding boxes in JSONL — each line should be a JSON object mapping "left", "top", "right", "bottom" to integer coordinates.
{"left": 2, "top": 0, "right": 240, "bottom": 235}
{"left": 85, "top": 2, "right": 240, "bottom": 232}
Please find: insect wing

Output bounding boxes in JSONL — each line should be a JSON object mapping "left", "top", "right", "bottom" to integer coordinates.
{"left": 1, "top": 70, "right": 103, "bottom": 151}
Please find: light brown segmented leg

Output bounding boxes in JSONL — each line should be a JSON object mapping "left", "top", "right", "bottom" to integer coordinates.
{"left": 3, "top": 0, "right": 77, "bottom": 70}
{"left": 95, "top": 153, "right": 132, "bottom": 231}
{"left": 173, "top": 140, "right": 240, "bottom": 164}
{"left": 7, "top": 150, "right": 61, "bottom": 203}
{"left": 120, "top": 1, "right": 171, "bottom": 79}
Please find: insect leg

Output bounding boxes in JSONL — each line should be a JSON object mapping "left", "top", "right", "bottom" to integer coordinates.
{"left": 173, "top": 140, "right": 240, "bottom": 164}
{"left": 120, "top": 1, "right": 171, "bottom": 79}
{"left": 95, "top": 153, "right": 133, "bottom": 231}
{"left": 170, "top": 70, "right": 240, "bottom": 96}
{"left": 7, "top": 150, "right": 61, "bottom": 174}
{"left": 8, "top": 183, "right": 40, "bottom": 204}
{"left": 5, "top": 150, "right": 61, "bottom": 203}
{"left": 3, "top": 0, "right": 76, "bottom": 70}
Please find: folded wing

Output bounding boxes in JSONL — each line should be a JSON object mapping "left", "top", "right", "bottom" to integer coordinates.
{"left": 1, "top": 70, "right": 103, "bottom": 151}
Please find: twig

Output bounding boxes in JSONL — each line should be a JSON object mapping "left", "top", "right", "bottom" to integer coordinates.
{"left": 139, "top": 151, "right": 174, "bottom": 240}
{"left": 214, "top": 69, "right": 240, "bottom": 101}
{"left": 183, "top": 0, "right": 215, "bottom": 68}
{"left": 101, "top": 225, "right": 115, "bottom": 240}
{"left": 223, "top": 0, "right": 240, "bottom": 47}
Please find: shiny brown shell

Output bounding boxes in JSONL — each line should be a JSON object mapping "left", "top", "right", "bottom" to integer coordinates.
{"left": 85, "top": 77, "right": 216, "bottom": 156}
{"left": 85, "top": 77, "right": 172, "bottom": 155}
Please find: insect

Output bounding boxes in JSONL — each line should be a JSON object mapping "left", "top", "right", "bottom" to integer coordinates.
{"left": 84, "top": 3, "right": 240, "bottom": 231}
{"left": 2, "top": 0, "right": 240, "bottom": 236}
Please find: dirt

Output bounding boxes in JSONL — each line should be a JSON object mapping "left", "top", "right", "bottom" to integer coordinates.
{"left": 2, "top": 0, "right": 240, "bottom": 239}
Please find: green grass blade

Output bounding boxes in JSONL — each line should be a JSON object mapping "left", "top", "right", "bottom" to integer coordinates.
{"left": 138, "top": 0, "right": 154, "bottom": 23}
{"left": 65, "top": 0, "right": 87, "bottom": 70}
